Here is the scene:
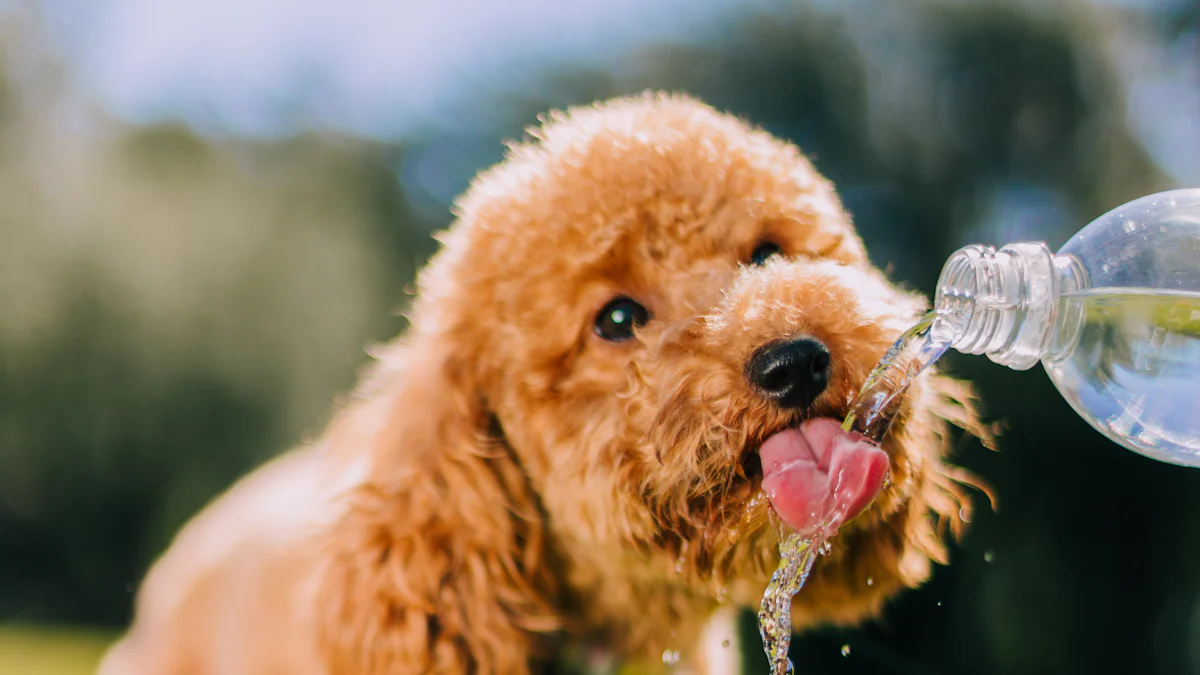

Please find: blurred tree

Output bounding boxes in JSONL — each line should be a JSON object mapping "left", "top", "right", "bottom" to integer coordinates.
{"left": 0, "top": 14, "right": 441, "bottom": 623}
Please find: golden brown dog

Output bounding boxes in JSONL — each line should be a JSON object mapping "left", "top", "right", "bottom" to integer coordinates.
{"left": 99, "top": 93, "right": 985, "bottom": 675}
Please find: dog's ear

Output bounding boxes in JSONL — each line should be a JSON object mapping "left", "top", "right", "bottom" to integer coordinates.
{"left": 312, "top": 336, "right": 562, "bottom": 674}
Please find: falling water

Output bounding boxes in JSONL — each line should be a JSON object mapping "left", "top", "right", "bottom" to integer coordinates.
{"left": 756, "top": 533, "right": 822, "bottom": 674}
{"left": 758, "top": 311, "right": 949, "bottom": 674}
{"left": 841, "top": 311, "right": 951, "bottom": 441}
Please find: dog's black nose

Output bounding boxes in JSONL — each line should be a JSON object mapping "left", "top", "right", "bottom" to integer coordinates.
{"left": 746, "top": 338, "right": 831, "bottom": 410}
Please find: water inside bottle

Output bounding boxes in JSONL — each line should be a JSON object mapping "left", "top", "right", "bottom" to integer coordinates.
{"left": 1046, "top": 288, "right": 1200, "bottom": 465}
{"left": 758, "top": 311, "right": 950, "bottom": 674}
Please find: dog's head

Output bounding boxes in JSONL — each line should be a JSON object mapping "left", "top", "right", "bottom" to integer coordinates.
{"left": 370, "top": 94, "right": 987, "bottom": 639}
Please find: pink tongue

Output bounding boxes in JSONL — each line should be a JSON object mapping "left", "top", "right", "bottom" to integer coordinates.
{"left": 760, "top": 418, "right": 890, "bottom": 538}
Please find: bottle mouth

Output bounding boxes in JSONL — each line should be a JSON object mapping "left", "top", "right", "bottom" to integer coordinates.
{"left": 934, "top": 247, "right": 986, "bottom": 347}
{"left": 933, "top": 242, "right": 1061, "bottom": 371}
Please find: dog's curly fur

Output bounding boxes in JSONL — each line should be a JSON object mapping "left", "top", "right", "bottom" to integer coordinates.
{"left": 100, "top": 93, "right": 988, "bottom": 675}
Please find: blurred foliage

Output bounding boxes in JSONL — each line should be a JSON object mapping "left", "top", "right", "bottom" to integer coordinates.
{"left": 0, "top": 13, "right": 443, "bottom": 625}
{"left": 2, "top": 1, "right": 1200, "bottom": 674}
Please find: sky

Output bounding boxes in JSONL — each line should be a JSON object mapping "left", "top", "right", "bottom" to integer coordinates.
{"left": 37, "top": 0, "right": 783, "bottom": 138}
{"left": 26, "top": 0, "right": 1200, "bottom": 209}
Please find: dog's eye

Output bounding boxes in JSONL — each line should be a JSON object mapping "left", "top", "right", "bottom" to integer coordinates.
{"left": 594, "top": 297, "right": 649, "bottom": 342}
{"left": 750, "top": 242, "right": 782, "bottom": 266}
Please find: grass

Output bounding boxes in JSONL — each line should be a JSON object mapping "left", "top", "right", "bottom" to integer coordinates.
{"left": 0, "top": 625, "right": 115, "bottom": 675}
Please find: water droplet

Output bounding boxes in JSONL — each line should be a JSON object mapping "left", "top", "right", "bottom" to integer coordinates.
{"left": 715, "top": 585, "right": 729, "bottom": 603}
{"left": 819, "top": 540, "right": 832, "bottom": 556}
{"left": 984, "top": 550, "right": 995, "bottom": 563}
{"left": 721, "top": 640, "right": 731, "bottom": 648}
{"left": 936, "top": 601, "right": 943, "bottom": 607}
{"left": 841, "top": 644, "right": 852, "bottom": 657}
{"left": 662, "top": 649, "right": 681, "bottom": 667}
{"left": 674, "top": 559, "right": 684, "bottom": 574}
{"left": 866, "top": 576, "right": 874, "bottom": 586}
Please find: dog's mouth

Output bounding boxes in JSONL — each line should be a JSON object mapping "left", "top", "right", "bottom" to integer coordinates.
{"left": 724, "top": 397, "right": 892, "bottom": 534}
{"left": 738, "top": 450, "right": 764, "bottom": 482}
{"left": 733, "top": 405, "right": 842, "bottom": 492}
{"left": 750, "top": 418, "right": 890, "bottom": 538}
{"left": 694, "top": 395, "right": 892, "bottom": 543}
{"left": 736, "top": 402, "right": 846, "bottom": 484}
{"left": 671, "top": 407, "right": 891, "bottom": 571}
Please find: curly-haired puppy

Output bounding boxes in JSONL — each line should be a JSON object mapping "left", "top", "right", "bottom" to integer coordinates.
{"left": 100, "top": 93, "right": 985, "bottom": 675}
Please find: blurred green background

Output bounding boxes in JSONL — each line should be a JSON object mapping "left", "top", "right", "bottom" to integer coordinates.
{"left": 2, "top": 0, "right": 1199, "bottom": 673}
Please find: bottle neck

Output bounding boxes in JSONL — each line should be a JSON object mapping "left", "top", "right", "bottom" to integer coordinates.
{"left": 933, "top": 242, "right": 1086, "bottom": 370}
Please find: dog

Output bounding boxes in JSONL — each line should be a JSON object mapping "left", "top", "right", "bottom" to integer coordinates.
{"left": 99, "top": 93, "right": 987, "bottom": 675}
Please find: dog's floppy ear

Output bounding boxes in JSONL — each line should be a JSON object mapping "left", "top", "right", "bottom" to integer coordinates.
{"left": 312, "top": 335, "right": 562, "bottom": 674}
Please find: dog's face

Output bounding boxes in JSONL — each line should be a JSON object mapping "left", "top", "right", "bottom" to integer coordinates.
{"left": 412, "top": 95, "right": 978, "bottom": 630}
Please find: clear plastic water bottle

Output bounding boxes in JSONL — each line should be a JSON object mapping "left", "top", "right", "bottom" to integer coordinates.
{"left": 933, "top": 189, "right": 1200, "bottom": 467}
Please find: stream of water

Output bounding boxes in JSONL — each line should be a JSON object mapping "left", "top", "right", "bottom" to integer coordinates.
{"left": 756, "top": 533, "right": 822, "bottom": 675}
{"left": 758, "top": 311, "right": 948, "bottom": 674}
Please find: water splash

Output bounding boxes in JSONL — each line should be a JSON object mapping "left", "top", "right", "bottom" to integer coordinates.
{"left": 758, "top": 311, "right": 950, "bottom": 674}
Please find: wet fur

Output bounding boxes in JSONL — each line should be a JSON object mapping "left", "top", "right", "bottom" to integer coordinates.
{"left": 101, "top": 93, "right": 988, "bottom": 675}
